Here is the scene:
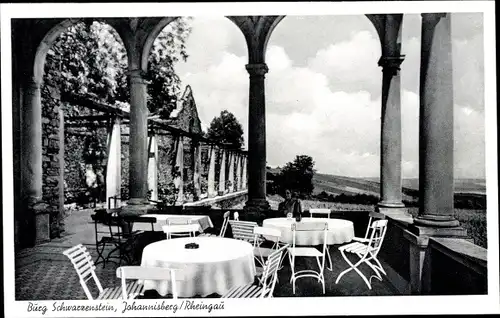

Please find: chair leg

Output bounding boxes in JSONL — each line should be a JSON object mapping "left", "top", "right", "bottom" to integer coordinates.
{"left": 94, "top": 242, "right": 107, "bottom": 268}
{"left": 336, "top": 250, "right": 372, "bottom": 289}
{"left": 315, "top": 256, "right": 325, "bottom": 294}
{"left": 326, "top": 247, "right": 333, "bottom": 271}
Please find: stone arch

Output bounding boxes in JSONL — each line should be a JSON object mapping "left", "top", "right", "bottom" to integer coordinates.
{"left": 140, "top": 17, "right": 180, "bottom": 72}
{"left": 33, "top": 18, "right": 130, "bottom": 84}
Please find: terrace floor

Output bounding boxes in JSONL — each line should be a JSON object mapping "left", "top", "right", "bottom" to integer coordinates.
{"left": 15, "top": 209, "right": 399, "bottom": 300}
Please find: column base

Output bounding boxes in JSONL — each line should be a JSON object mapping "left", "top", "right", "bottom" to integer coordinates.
{"left": 376, "top": 206, "right": 413, "bottom": 224}
{"left": 409, "top": 223, "right": 467, "bottom": 237}
{"left": 378, "top": 200, "right": 405, "bottom": 208}
{"left": 34, "top": 202, "right": 51, "bottom": 245}
{"left": 121, "top": 201, "right": 151, "bottom": 216}
{"left": 244, "top": 198, "right": 270, "bottom": 222}
{"left": 413, "top": 214, "right": 460, "bottom": 228}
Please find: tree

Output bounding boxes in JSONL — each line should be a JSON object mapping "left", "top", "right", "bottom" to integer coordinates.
{"left": 42, "top": 19, "right": 192, "bottom": 204}
{"left": 43, "top": 18, "right": 192, "bottom": 118}
{"left": 277, "top": 155, "right": 315, "bottom": 197}
{"left": 206, "top": 110, "right": 244, "bottom": 149}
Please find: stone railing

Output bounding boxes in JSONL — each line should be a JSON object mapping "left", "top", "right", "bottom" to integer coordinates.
{"left": 378, "top": 216, "right": 488, "bottom": 295}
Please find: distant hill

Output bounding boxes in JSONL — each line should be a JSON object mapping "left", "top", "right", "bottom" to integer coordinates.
{"left": 313, "top": 173, "right": 486, "bottom": 197}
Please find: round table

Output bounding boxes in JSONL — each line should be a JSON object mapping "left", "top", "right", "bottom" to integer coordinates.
{"left": 262, "top": 217, "right": 355, "bottom": 246}
{"left": 140, "top": 237, "right": 256, "bottom": 297}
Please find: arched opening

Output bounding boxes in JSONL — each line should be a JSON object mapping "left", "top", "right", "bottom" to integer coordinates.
{"left": 265, "top": 15, "right": 383, "bottom": 209}
{"left": 36, "top": 19, "right": 129, "bottom": 238}
{"left": 144, "top": 16, "right": 249, "bottom": 205}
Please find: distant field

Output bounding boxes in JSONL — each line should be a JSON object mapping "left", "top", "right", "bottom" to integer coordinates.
{"left": 313, "top": 173, "right": 486, "bottom": 197}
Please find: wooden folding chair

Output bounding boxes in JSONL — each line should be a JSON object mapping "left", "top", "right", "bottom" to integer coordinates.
{"left": 353, "top": 211, "right": 386, "bottom": 243}
{"left": 116, "top": 266, "right": 184, "bottom": 299}
{"left": 336, "top": 219, "right": 388, "bottom": 289}
{"left": 223, "top": 244, "right": 289, "bottom": 298}
{"left": 228, "top": 220, "right": 258, "bottom": 243}
{"left": 63, "top": 244, "right": 142, "bottom": 300}
{"left": 199, "top": 211, "right": 230, "bottom": 237}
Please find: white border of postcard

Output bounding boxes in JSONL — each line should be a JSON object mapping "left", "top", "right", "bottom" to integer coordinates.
{"left": 2, "top": 1, "right": 498, "bottom": 316}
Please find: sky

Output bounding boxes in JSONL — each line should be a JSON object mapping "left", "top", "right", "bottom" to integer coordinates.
{"left": 171, "top": 13, "right": 485, "bottom": 179}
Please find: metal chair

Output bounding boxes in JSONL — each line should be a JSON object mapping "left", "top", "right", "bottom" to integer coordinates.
{"left": 336, "top": 219, "right": 389, "bottom": 290}
{"left": 288, "top": 222, "right": 328, "bottom": 294}
{"left": 91, "top": 210, "right": 141, "bottom": 267}
{"left": 222, "top": 244, "right": 289, "bottom": 298}
{"left": 252, "top": 226, "right": 282, "bottom": 269}
{"left": 116, "top": 266, "right": 184, "bottom": 299}
{"left": 309, "top": 208, "right": 331, "bottom": 218}
{"left": 63, "top": 244, "right": 142, "bottom": 300}
{"left": 162, "top": 224, "right": 201, "bottom": 240}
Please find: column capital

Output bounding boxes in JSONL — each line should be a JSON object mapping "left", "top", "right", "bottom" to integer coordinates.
{"left": 26, "top": 78, "right": 42, "bottom": 90}
{"left": 246, "top": 63, "right": 269, "bottom": 77}
{"left": 421, "top": 12, "right": 447, "bottom": 21}
{"left": 128, "top": 69, "right": 149, "bottom": 84}
{"left": 378, "top": 55, "right": 406, "bottom": 74}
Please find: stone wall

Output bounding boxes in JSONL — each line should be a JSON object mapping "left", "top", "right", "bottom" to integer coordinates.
{"left": 41, "top": 86, "right": 64, "bottom": 238}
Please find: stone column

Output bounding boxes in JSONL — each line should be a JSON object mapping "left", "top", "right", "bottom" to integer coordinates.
{"left": 377, "top": 55, "right": 411, "bottom": 221}
{"left": 235, "top": 153, "right": 242, "bottom": 191}
{"left": 413, "top": 13, "right": 465, "bottom": 234}
{"left": 242, "top": 155, "right": 248, "bottom": 190}
{"left": 207, "top": 145, "right": 217, "bottom": 198}
{"left": 245, "top": 63, "right": 270, "bottom": 211}
{"left": 147, "top": 132, "right": 158, "bottom": 202}
{"left": 127, "top": 69, "right": 149, "bottom": 207}
{"left": 21, "top": 79, "right": 50, "bottom": 245}
{"left": 57, "top": 107, "right": 65, "bottom": 232}
{"left": 106, "top": 117, "right": 122, "bottom": 208}
{"left": 193, "top": 142, "right": 202, "bottom": 200}
{"left": 174, "top": 137, "right": 184, "bottom": 204}
{"left": 228, "top": 151, "right": 235, "bottom": 193}
{"left": 219, "top": 149, "right": 226, "bottom": 195}
{"left": 21, "top": 79, "right": 43, "bottom": 207}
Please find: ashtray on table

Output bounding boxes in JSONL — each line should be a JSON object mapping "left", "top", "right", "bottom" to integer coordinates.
{"left": 184, "top": 243, "right": 199, "bottom": 249}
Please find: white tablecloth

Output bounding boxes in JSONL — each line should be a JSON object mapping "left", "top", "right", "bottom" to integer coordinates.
{"left": 263, "top": 218, "right": 354, "bottom": 246}
{"left": 140, "top": 237, "right": 256, "bottom": 297}
{"left": 133, "top": 214, "right": 214, "bottom": 232}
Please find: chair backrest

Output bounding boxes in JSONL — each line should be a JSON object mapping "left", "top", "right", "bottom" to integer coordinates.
{"left": 219, "top": 211, "right": 231, "bottom": 237}
{"left": 363, "top": 211, "right": 386, "bottom": 240}
{"left": 162, "top": 224, "right": 201, "bottom": 239}
{"left": 167, "top": 217, "right": 192, "bottom": 225}
{"left": 116, "top": 266, "right": 184, "bottom": 299}
{"left": 259, "top": 244, "right": 289, "bottom": 298}
{"left": 253, "top": 226, "right": 281, "bottom": 248}
{"left": 291, "top": 221, "right": 328, "bottom": 258}
{"left": 309, "top": 208, "right": 331, "bottom": 218}
{"left": 228, "top": 220, "right": 258, "bottom": 242}
{"left": 367, "top": 219, "right": 388, "bottom": 255}
{"left": 63, "top": 244, "right": 103, "bottom": 300}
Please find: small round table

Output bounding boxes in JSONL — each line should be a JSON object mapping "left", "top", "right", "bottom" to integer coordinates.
{"left": 262, "top": 217, "right": 355, "bottom": 246}
{"left": 140, "top": 237, "right": 256, "bottom": 297}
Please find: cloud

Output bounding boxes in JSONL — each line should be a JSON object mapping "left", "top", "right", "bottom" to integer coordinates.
{"left": 307, "top": 30, "right": 382, "bottom": 98}
{"left": 175, "top": 15, "right": 485, "bottom": 179}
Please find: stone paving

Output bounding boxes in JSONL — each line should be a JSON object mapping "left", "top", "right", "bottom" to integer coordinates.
{"left": 15, "top": 208, "right": 398, "bottom": 300}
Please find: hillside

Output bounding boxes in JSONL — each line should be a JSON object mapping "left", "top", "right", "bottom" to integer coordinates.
{"left": 313, "top": 173, "right": 487, "bottom": 197}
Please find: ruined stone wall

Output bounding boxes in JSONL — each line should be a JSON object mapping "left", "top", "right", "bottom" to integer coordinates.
{"left": 41, "top": 86, "right": 64, "bottom": 238}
